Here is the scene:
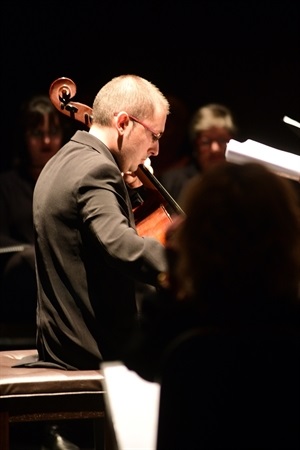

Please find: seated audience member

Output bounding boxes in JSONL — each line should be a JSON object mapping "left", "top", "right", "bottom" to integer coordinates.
{"left": 125, "top": 161, "right": 300, "bottom": 449}
{"left": 159, "top": 102, "right": 238, "bottom": 208}
{"left": 0, "top": 94, "right": 73, "bottom": 338}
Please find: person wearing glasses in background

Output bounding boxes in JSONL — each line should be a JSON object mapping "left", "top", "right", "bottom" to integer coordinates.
{"left": 0, "top": 94, "right": 73, "bottom": 340}
{"left": 32, "top": 74, "right": 170, "bottom": 372}
{"left": 159, "top": 103, "right": 238, "bottom": 212}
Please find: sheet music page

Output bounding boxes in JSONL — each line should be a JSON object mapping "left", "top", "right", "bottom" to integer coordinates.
{"left": 283, "top": 116, "right": 300, "bottom": 129}
{"left": 283, "top": 116, "right": 300, "bottom": 138}
{"left": 225, "top": 139, "right": 300, "bottom": 182}
{"left": 101, "top": 361, "right": 160, "bottom": 450}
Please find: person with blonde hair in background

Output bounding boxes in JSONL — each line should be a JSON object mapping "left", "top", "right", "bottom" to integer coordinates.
{"left": 160, "top": 103, "right": 238, "bottom": 208}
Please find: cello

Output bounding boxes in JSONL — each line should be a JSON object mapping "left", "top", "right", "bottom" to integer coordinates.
{"left": 49, "top": 77, "right": 185, "bottom": 245}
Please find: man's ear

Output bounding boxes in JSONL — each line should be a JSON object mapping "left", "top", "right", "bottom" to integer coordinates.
{"left": 115, "top": 111, "right": 130, "bottom": 134}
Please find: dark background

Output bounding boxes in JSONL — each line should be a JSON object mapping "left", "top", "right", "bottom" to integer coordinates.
{"left": 1, "top": 1, "right": 299, "bottom": 171}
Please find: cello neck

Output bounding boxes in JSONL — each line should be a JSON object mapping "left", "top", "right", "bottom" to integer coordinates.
{"left": 136, "top": 165, "right": 185, "bottom": 216}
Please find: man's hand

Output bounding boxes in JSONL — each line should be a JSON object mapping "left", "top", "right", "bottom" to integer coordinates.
{"left": 123, "top": 158, "right": 154, "bottom": 189}
{"left": 123, "top": 172, "right": 143, "bottom": 189}
{"left": 143, "top": 157, "right": 154, "bottom": 174}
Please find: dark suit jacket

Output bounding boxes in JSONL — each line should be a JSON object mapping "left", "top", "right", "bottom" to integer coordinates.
{"left": 33, "top": 130, "right": 167, "bottom": 369}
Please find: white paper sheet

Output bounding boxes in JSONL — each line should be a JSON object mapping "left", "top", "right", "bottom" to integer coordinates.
{"left": 101, "top": 361, "right": 160, "bottom": 450}
{"left": 225, "top": 139, "right": 300, "bottom": 182}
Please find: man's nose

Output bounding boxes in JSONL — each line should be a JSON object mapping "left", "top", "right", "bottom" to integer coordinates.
{"left": 150, "top": 142, "right": 159, "bottom": 157}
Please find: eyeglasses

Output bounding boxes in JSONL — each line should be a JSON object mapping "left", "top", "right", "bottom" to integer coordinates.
{"left": 198, "top": 138, "right": 229, "bottom": 147}
{"left": 114, "top": 112, "right": 163, "bottom": 142}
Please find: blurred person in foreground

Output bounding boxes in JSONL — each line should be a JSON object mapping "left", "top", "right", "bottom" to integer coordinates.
{"left": 124, "top": 161, "right": 300, "bottom": 449}
{"left": 159, "top": 102, "right": 238, "bottom": 209}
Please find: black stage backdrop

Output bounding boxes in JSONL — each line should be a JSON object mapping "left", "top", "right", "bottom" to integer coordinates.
{"left": 1, "top": 1, "right": 299, "bottom": 171}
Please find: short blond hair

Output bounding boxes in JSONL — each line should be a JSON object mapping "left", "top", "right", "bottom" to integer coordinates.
{"left": 189, "top": 103, "right": 237, "bottom": 141}
{"left": 92, "top": 74, "right": 170, "bottom": 126}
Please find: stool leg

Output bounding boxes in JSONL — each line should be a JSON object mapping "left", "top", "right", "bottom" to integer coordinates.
{"left": 93, "top": 416, "right": 117, "bottom": 450}
{"left": 93, "top": 417, "right": 104, "bottom": 450}
{"left": 0, "top": 411, "right": 9, "bottom": 450}
{"left": 104, "top": 416, "right": 118, "bottom": 450}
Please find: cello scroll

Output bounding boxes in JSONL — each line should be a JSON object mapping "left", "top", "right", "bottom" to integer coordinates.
{"left": 49, "top": 77, "right": 93, "bottom": 128}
